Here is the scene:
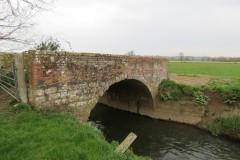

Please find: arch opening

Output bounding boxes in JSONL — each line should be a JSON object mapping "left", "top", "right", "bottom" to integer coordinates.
{"left": 97, "top": 79, "right": 154, "bottom": 115}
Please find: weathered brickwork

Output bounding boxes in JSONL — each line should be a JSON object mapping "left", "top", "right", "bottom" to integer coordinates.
{"left": 28, "top": 51, "right": 168, "bottom": 121}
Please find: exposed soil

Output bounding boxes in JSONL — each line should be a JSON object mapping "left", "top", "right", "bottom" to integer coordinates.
{"left": 170, "top": 73, "right": 213, "bottom": 86}
{"left": 204, "top": 92, "right": 239, "bottom": 117}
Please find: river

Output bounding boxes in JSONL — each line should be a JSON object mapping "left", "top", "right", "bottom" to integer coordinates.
{"left": 88, "top": 103, "right": 240, "bottom": 160}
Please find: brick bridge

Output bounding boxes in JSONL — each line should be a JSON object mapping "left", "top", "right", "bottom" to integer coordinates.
{"left": 28, "top": 51, "right": 168, "bottom": 121}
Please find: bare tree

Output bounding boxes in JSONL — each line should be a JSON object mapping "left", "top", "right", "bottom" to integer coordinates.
{"left": 179, "top": 52, "right": 184, "bottom": 62}
{"left": 0, "top": 0, "right": 53, "bottom": 49}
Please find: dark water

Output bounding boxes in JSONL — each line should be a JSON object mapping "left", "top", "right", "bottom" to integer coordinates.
{"left": 88, "top": 104, "right": 240, "bottom": 160}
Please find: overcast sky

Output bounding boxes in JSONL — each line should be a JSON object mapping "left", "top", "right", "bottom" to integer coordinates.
{"left": 36, "top": 0, "right": 240, "bottom": 57}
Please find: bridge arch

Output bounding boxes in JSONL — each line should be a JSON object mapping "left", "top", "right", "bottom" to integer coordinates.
{"left": 96, "top": 79, "right": 154, "bottom": 115}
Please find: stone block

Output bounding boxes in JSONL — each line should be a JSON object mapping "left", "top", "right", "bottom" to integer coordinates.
{"left": 62, "top": 98, "right": 68, "bottom": 104}
{"left": 35, "top": 89, "right": 44, "bottom": 96}
{"left": 61, "top": 84, "right": 69, "bottom": 90}
{"left": 69, "top": 102, "right": 77, "bottom": 108}
{"left": 69, "top": 95, "right": 80, "bottom": 103}
{"left": 60, "top": 91, "right": 69, "bottom": 98}
{"left": 48, "top": 93, "right": 60, "bottom": 100}
{"left": 35, "top": 96, "right": 46, "bottom": 103}
{"left": 45, "top": 87, "right": 57, "bottom": 94}
{"left": 68, "top": 90, "right": 77, "bottom": 95}
{"left": 54, "top": 99, "right": 62, "bottom": 105}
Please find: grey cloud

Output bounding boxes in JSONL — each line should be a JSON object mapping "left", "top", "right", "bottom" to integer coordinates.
{"left": 35, "top": 0, "right": 240, "bottom": 57}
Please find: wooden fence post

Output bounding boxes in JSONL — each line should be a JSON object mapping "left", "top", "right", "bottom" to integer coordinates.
{"left": 115, "top": 132, "right": 137, "bottom": 153}
{"left": 15, "top": 53, "right": 28, "bottom": 103}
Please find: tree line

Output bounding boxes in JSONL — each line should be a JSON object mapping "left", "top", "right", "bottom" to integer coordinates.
{"left": 166, "top": 56, "right": 240, "bottom": 62}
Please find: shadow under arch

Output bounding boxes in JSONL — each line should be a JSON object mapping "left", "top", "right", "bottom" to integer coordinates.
{"left": 97, "top": 79, "right": 154, "bottom": 115}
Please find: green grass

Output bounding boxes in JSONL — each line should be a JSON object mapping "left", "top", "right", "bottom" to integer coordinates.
{"left": 158, "top": 79, "right": 184, "bottom": 101}
{"left": 157, "top": 79, "right": 209, "bottom": 105}
{"left": 207, "top": 79, "right": 240, "bottom": 94}
{"left": 170, "top": 62, "right": 240, "bottom": 78}
{"left": 170, "top": 62, "right": 240, "bottom": 105}
{"left": 208, "top": 115, "right": 240, "bottom": 136}
{"left": 204, "top": 79, "right": 240, "bottom": 106}
{"left": 0, "top": 104, "right": 150, "bottom": 160}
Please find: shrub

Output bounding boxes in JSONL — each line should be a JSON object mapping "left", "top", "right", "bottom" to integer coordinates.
{"left": 158, "top": 79, "right": 183, "bottom": 101}
{"left": 158, "top": 79, "right": 210, "bottom": 106}
{"left": 224, "top": 89, "right": 240, "bottom": 105}
{"left": 208, "top": 116, "right": 240, "bottom": 136}
{"left": 180, "top": 84, "right": 198, "bottom": 96}
{"left": 193, "top": 91, "right": 210, "bottom": 106}
{"left": 159, "top": 92, "right": 173, "bottom": 101}
{"left": 207, "top": 79, "right": 240, "bottom": 106}
{"left": 35, "top": 36, "right": 61, "bottom": 51}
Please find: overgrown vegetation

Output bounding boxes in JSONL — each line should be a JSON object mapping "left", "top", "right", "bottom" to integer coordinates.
{"left": 158, "top": 79, "right": 183, "bottom": 101}
{"left": 169, "top": 61, "right": 240, "bottom": 106}
{"left": 158, "top": 79, "right": 210, "bottom": 106}
{"left": 193, "top": 91, "right": 210, "bottom": 106}
{"left": 205, "top": 79, "right": 240, "bottom": 106}
{"left": 158, "top": 77, "right": 240, "bottom": 107}
{"left": 0, "top": 104, "right": 150, "bottom": 160}
{"left": 35, "top": 36, "right": 61, "bottom": 51}
{"left": 208, "top": 116, "right": 240, "bottom": 136}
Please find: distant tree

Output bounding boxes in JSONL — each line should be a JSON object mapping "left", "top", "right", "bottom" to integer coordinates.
{"left": 126, "top": 50, "right": 135, "bottom": 56}
{"left": 35, "top": 36, "right": 61, "bottom": 51}
{"left": 0, "top": 0, "right": 53, "bottom": 48}
{"left": 167, "top": 55, "right": 240, "bottom": 62}
{"left": 179, "top": 52, "right": 184, "bottom": 62}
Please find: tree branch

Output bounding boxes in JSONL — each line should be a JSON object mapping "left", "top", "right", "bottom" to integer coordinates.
{"left": 0, "top": 0, "right": 54, "bottom": 50}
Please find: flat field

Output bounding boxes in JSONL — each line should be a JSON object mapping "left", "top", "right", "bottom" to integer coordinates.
{"left": 170, "top": 62, "right": 240, "bottom": 78}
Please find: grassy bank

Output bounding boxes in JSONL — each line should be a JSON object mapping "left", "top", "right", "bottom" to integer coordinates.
{"left": 206, "top": 79, "right": 240, "bottom": 106}
{"left": 170, "top": 62, "right": 240, "bottom": 78}
{"left": 157, "top": 79, "right": 210, "bottom": 106}
{"left": 208, "top": 116, "right": 240, "bottom": 137}
{"left": 157, "top": 79, "right": 240, "bottom": 139}
{"left": 0, "top": 104, "right": 149, "bottom": 160}
{"left": 158, "top": 79, "right": 240, "bottom": 107}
